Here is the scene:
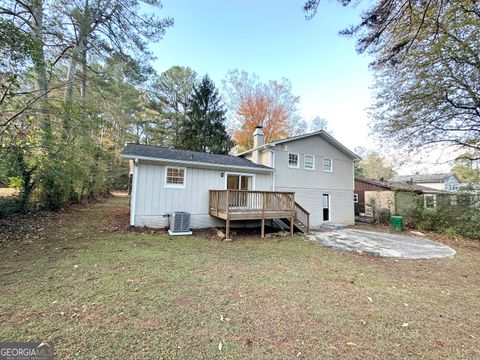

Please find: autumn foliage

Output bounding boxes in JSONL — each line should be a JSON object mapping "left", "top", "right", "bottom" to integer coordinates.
{"left": 224, "top": 70, "right": 300, "bottom": 151}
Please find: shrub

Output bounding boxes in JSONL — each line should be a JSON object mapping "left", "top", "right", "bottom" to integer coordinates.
{"left": 400, "top": 192, "right": 480, "bottom": 239}
{"left": 377, "top": 208, "right": 391, "bottom": 225}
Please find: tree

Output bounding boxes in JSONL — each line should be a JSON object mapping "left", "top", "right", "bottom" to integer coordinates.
{"left": 150, "top": 66, "right": 197, "bottom": 146}
{"left": 0, "top": 0, "right": 172, "bottom": 212}
{"left": 303, "top": 1, "right": 454, "bottom": 64}
{"left": 304, "top": 1, "right": 480, "bottom": 159}
{"left": 223, "top": 70, "right": 301, "bottom": 151}
{"left": 354, "top": 147, "right": 396, "bottom": 180}
{"left": 370, "top": 3, "right": 480, "bottom": 157}
{"left": 58, "top": 0, "right": 172, "bottom": 136}
{"left": 180, "top": 76, "right": 234, "bottom": 154}
{"left": 354, "top": 162, "right": 365, "bottom": 178}
{"left": 452, "top": 155, "right": 480, "bottom": 184}
{"left": 310, "top": 116, "right": 328, "bottom": 132}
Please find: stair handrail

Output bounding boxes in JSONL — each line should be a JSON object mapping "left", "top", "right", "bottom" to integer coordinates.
{"left": 294, "top": 201, "right": 310, "bottom": 233}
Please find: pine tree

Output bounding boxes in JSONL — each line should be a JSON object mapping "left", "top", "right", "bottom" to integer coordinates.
{"left": 180, "top": 76, "right": 234, "bottom": 154}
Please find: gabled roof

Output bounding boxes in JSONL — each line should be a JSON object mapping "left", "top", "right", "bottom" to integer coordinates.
{"left": 355, "top": 177, "right": 442, "bottom": 194}
{"left": 390, "top": 173, "right": 459, "bottom": 183}
{"left": 121, "top": 143, "right": 274, "bottom": 172}
{"left": 237, "top": 130, "right": 361, "bottom": 160}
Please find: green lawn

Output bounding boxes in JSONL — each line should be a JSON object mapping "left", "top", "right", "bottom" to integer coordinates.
{"left": 1, "top": 195, "right": 479, "bottom": 359}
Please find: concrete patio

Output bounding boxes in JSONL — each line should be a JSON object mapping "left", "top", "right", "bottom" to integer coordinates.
{"left": 307, "top": 228, "right": 456, "bottom": 259}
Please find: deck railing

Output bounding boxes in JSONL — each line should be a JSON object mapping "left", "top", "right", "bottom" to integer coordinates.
{"left": 209, "top": 190, "right": 295, "bottom": 217}
{"left": 209, "top": 190, "right": 309, "bottom": 238}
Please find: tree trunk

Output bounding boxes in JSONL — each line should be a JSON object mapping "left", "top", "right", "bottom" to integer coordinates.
{"left": 30, "top": 0, "right": 51, "bottom": 144}
{"left": 80, "top": 47, "right": 87, "bottom": 105}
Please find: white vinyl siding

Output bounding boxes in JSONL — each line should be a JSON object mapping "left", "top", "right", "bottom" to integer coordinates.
{"left": 288, "top": 153, "right": 299, "bottom": 168}
{"left": 304, "top": 154, "right": 315, "bottom": 170}
{"left": 133, "top": 162, "right": 272, "bottom": 228}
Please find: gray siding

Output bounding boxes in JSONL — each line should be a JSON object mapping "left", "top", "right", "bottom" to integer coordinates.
{"left": 272, "top": 135, "right": 355, "bottom": 227}
{"left": 133, "top": 161, "right": 272, "bottom": 228}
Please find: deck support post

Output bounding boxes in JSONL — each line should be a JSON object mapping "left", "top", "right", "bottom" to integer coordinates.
{"left": 290, "top": 193, "right": 295, "bottom": 236}
{"left": 226, "top": 219, "right": 230, "bottom": 240}
{"left": 261, "top": 192, "right": 266, "bottom": 239}
{"left": 225, "top": 190, "right": 230, "bottom": 240}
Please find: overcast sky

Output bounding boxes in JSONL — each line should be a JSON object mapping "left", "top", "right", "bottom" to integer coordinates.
{"left": 148, "top": 0, "right": 452, "bottom": 174}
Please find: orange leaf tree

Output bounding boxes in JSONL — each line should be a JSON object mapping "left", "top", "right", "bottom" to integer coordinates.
{"left": 223, "top": 70, "right": 301, "bottom": 151}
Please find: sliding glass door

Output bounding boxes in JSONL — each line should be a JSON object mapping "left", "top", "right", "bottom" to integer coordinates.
{"left": 226, "top": 174, "right": 253, "bottom": 209}
{"left": 226, "top": 174, "right": 253, "bottom": 190}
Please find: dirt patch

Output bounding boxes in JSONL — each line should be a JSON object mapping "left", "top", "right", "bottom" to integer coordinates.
{"left": 173, "top": 297, "right": 192, "bottom": 306}
{"left": 129, "top": 227, "right": 169, "bottom": 235}
{"left": 194, "top": 226, "right": 288, "bottom": 242}
{"left": 153, "top": 278, "right": 170, "bottom": 285}
{"left": 103, "top": 206, "right": 132, "bottom": 232}
{"left": 193, "top": 227, "right": 224, "bottom": 241}
{"left": 0, "top": 195, "right": 111, "bottom": 245}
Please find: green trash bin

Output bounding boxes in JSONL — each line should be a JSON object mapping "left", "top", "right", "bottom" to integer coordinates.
{"left": 391, "top": 215, "right": 404, "bottom": 231}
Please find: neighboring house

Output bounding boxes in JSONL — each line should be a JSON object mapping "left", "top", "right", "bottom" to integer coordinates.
{"left": 122, "top": 128, "right": 360, "bottom": 236}
{"left": 354, "top": 177, "right": 442, "bottom": 216}
{"left": 390, "top": 173, "right": 461, "bottom": 192}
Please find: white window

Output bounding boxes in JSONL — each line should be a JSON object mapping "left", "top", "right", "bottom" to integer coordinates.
{"left": 354, "top": 193, "right": 358, "bottom": 203}
{"left": 450, "top": 195, "right": 458, "bottom": 206}
{"left": 288, "top": 153, "right": 299, "bottom": 168}
{"left": 165, "top": 167, "right": 186, "bottom": 189}
{"left": 323, "top": 158, "right": 333, "bottom": 172}
{"left": 424, "top": 194, "right": 437, "bottom": 208}
{"left": 304, "top": 154, "right": 315, "bottom": 170}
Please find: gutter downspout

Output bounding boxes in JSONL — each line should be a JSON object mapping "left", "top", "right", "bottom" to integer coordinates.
{"left": 271, "top": 150, "right": 276, "bottom": 191}
{"left": 130, "top": 158, "right": 139, "bottom": 226}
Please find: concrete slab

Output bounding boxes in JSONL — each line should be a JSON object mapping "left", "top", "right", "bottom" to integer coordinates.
{"left": 307, "top": 229, "right": 456, "bottom": 259}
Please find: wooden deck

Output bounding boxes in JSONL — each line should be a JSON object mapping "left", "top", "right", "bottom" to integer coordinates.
{"left": 209, "top": 190, "right": 310, "bottom": 239}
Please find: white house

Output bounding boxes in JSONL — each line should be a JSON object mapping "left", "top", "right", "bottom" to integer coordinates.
{"left": 122, "top": 128, "right": 360, "bottom": 236}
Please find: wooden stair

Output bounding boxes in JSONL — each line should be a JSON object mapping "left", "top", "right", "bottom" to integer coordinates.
{"left": 272, "top": 202, "right": 310, "bottom": 234}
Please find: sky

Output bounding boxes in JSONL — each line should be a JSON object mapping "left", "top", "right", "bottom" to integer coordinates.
{"left": 147, "top": 0, "right": 451, "bottom": 174}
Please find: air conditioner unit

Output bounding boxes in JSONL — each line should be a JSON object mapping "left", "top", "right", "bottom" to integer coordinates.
{"left": 168, "top": 211, "right": 192, "bottom": 235}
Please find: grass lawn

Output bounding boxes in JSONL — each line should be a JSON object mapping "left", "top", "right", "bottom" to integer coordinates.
{"left": 1, "top": 194, "right": 479, "bottom": 359}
